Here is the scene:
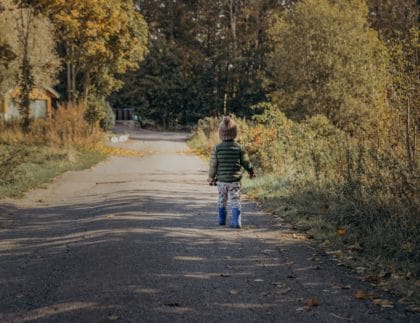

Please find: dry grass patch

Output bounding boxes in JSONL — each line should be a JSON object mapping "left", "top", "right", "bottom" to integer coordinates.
{"left": 0, "top": 103, "right": 107, "bottom": 198}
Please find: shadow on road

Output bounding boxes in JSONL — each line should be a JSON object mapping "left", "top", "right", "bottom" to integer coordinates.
{"left": 0, "top": 184, "right": 415, "bottom": 322}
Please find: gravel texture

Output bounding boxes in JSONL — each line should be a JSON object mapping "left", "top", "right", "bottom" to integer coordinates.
{"left": 0, "top": 128, "right": 418, "bottom": 323}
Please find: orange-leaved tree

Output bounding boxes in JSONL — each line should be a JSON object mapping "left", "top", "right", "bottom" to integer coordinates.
{"left": 38, "top": 0, "right": 148, "bottom": 103}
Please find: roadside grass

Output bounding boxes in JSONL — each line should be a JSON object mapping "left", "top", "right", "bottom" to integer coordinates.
{"left": 0, "top": 103, "right": 150, "bottom": 199}
{"left": 0, "top": 143, "right": 106, "bottom": 199}
{"left": 187, "top": 117, "right": 220, "bottom": 158}
{"left": 242, "top": 174, "right": 420, "bottom": 307}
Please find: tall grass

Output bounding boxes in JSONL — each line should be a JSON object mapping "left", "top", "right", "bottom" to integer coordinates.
{"left": 189, "top": 110, "right": 419, "bottom": 301}
{"left": 0, "top": 103, "right": 106, "bottom": 198}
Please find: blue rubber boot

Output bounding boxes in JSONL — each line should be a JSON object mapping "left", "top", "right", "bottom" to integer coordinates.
{"left": 218, "top": 208, "right": 227, "bottom": 225}
{"left": 230, "top": 208, "right": 241, "bottom": 228}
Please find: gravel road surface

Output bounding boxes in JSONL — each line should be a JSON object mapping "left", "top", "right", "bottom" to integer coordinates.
{"left": 0, "top": 129, "right": 418, "bottom": 322}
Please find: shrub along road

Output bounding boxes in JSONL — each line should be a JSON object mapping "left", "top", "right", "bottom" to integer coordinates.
{"left": 0, "top": 129, "right": 417, "bottom": 322}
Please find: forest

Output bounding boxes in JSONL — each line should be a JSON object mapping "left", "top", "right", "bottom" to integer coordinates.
{"left": 0, "top": 0, "right": 419, "bottom": 306}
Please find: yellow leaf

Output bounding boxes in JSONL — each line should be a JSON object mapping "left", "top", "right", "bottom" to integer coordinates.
{"left": 354, "top": 289, "right": 375, "bottom": 300}
{"left": 337, "top": 227, "right": 346, "bottom": 236}
{"left": 372, "top": 299, "right": 394, "bottom": 308}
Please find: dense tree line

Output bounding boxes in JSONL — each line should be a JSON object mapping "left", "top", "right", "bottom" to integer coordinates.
{"left": 111, "top": 0, "right": 282, "bottom": 127}
{"left": 111, "top": 0, "right": 418, "bottom": 142}
{"left": 110, "top": 0, "right": 418, "bottom": 177}
{"left": 0, "top": 0, "right": 417, "bottom": 151}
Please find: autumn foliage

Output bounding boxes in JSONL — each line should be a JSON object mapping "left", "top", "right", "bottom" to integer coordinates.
{"left": 0, "top": 103, "right": 102, "bottom": 148}
{"left": 189, "top": 107, "right": 418, "bottom": 293}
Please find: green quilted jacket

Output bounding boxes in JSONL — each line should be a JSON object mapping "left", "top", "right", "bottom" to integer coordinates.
{"left": 208, "top": 140, "right": 253, "bottom": 183}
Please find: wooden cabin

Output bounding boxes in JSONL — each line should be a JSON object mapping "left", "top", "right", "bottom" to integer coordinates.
{"left": 0, "top": 86, "right": 60, "bottom": 121}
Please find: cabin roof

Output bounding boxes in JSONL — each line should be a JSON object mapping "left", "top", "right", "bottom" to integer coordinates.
{"left": 44, "top": 87, "right": 60, "bottom": 99}
{"left": 3, "top": 86, "right": 60, "bottom": 99}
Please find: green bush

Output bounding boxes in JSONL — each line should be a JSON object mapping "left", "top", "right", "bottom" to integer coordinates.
{"left": 84, "top": 95, "right": 107, "bottom": 131}
{"left": 100, "top": 101, "right": 116, "bottom": 131}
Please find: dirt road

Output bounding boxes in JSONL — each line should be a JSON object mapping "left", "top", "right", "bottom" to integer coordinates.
{"left": 0, "top": 129, "right": 417, "bottom": 322}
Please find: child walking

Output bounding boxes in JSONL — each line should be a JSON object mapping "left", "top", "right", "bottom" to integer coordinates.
{"left": 208, "top": 116, "right": 255, "bottom": 228}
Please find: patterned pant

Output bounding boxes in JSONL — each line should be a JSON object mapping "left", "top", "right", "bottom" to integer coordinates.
{"left": 217, "top": 181, "right": 241, "bottom": 210}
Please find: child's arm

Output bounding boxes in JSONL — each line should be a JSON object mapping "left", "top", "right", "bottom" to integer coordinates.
{"left": 208, "top": 146, "right": 218, "bottom": 182}
{"left": 240, "top": 146, "right": 255, "bottom": 178}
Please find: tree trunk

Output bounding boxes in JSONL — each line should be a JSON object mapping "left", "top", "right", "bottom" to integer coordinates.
{"left": 162, "top": 112, "right": 167, "bottom": 129}
{"left": 406, "top": 98, "right": 413, "bottom": 170}
{"left": 82, "top": 70, "right": 91, "bottom": 105}
{"left": 228, "top": 0, "right": 237, "bottom": 54}
{"left": 20, "top": 53, "right": 32, "bottom": 132}
{"left": 67, "top": 59, "right": 72, "bottom": 102}
{"left": 18, "top": 7, "right": 35, "bottom": 132}
{"left": 66, "top": 43, "right": 77, "bottom": 104}
{"left": 413, "top": 125, "right": 417, "bottom": 170}
{"left": 168, "top": 0, "right": 175, "bottom": 42}
{"left": 71, "top": 62, "right": 76, "bottom": 103}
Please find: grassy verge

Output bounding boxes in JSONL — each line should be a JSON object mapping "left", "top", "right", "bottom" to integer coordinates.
{"left": 0, "top": 143, "right": 106, "bottom": 199}
{"left": 0, "top": 104, "right": 109, "bottom": 199}
{"left": 242, "top": 174, "right": 420, "bottom": 308}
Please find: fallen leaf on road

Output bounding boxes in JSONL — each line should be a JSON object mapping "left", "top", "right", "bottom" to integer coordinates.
{"left": 303, "top": 298, "right": 320, "bottom": 311}
{"left": 108, "top": 315, "right": 120, "bottom": 320}
{"left": 354, "top": 289, "right": 368, "bottom": 299}
{"left": 337, "top": 227, "right": 346, "bottom": 237}
{"left": 354, "top": 289, "right": 375, "bottom": 300}
{"left": 326, "top": 250, "right": 344, "bottom": 256}
{"left": 230, "top": 289, "right": 239, "bottom": 295}
{"left": 292, "top": 233, "right": 307, "bottom": 240}
{"left": 372, "top": 298, "right": 394, "bottom": 308}
{"left": 406, "top": 306, "right": 420, "bottom": 313}
{"left": 304, "top": 298, "right": 320, "bottom": 307}
{"left": 254, "top": 278, "right": 264, "bottom": 282}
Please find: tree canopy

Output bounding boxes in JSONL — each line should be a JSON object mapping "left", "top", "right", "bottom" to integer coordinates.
{"left": 36, "top": 0, "right": 149, "bottom": 102}
{"left": 0, "top": 0, "right": 60, "bottom": 94}
{"left": 0, "top": 0, "right": 61, "bottom": 130}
